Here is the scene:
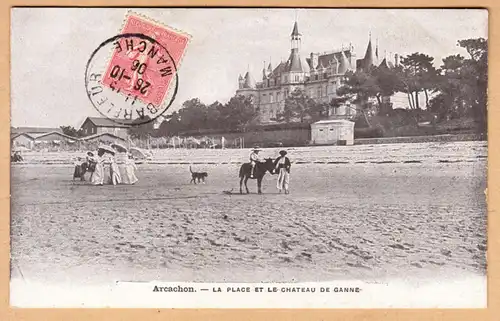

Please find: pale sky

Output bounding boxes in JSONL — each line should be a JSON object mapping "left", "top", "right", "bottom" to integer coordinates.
{"left": 11, "top": 8, "right": 488, "bottom": 128}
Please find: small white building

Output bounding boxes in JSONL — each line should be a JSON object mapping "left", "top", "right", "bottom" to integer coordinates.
{"left": 311, "top": 119, "right": 355, "bottom": 145}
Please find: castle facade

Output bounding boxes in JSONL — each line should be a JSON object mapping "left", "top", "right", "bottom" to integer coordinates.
{"left": 236, "top": 21, "right": 397, "bottom": 123}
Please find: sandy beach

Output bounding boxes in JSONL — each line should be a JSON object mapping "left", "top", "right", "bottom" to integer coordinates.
{"left": 10, "top": 142, "right": 487, "bottom": 286}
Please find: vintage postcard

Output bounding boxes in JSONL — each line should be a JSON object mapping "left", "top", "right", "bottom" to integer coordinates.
{"left": 9, "top": 7, "right": 488, "bottom": 308}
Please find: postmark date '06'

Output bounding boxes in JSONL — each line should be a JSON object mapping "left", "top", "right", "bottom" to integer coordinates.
{"left": 87, "top": 72, "right": 158, "bottom": 120}
{"left": 108, "top": 61, "right": 152, "bottom": 96}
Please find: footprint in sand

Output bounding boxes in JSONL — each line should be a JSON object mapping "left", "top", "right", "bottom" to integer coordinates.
{"left": 440, "top": 249, "right": 452, "bottom": 257}
{"left": 388, "top": 243, "right": 408, "bottom": 250}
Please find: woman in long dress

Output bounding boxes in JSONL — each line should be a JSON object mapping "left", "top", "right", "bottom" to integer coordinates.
{"left": 123, "top": 154, "right": 139, "bottom": 185}
{"left": 114, "top": 150, "right": 128, "bottom": 183}
{"left": 90, "top": 150, "right": 105, "bottom": 186}
{"left": 110, "top": 156, "right": 122, "bottom": 185}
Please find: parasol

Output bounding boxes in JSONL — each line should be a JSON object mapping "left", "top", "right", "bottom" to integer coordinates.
{"left": 98, "top": 144, "right": 116, "bottom": 155}
{"left": 129, "top": 147, "right": 148, "bottom": 159}
{"left": 111, "top": 143, "right": 128, "bottom": 153}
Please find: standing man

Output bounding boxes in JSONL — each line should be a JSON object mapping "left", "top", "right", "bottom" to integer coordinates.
{"left": 249, "top": 147, "right": 263, "bottom": 178}
{"left": 274, "top": 150, "right": 291, "bottom": 194}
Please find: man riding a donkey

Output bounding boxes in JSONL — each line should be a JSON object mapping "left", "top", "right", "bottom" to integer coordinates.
{"left": 239, "top": 146, "right": 275, "bottom": 194}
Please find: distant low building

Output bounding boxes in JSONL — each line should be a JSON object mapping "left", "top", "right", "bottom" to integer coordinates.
{"left": 32, "top": 131, "right": 77, "bottom": 143}
{"left": 11, "top": 126, "right": 62, "bottom": 136}
{"left": 310, "top": 119, "right": 355, "bottom": 145}
{"left": 11, "top": 133, "right": 35, "bottom": 150}
{"left": 80, "top": 117, "right": 133, "bottom": 139}
{"left": 80, "top": 132, "right": 126, "bottom": 144}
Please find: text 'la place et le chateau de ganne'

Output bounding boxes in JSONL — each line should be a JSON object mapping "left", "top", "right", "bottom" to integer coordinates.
{"left": 152, "top": 285, "right": 362, "bottom": 293}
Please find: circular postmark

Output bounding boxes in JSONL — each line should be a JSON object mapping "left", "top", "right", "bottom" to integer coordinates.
{"left": 85, "top": 33, "right": 179, "bottom": 126}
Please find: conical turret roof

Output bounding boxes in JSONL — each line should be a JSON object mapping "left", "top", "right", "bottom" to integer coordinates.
{"left": 338, "top": 50, "right": 352, "bottom": 74}
{"left": 363, "top": 38, "right": 374, "bottom": 68}
{"left": 243, "top": 71, "right": 256, "bottom": 88}
{"left": 291, "top": 21, "right": 300, "bottom": 37}
{"left": 284, "top": 49, "right": 310, "bottom": 73}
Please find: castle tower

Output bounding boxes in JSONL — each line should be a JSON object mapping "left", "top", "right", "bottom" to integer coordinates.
{"left": 338, "top": 49, "right": 352, "bottom": 74}
{"left": 363, "top": 35, "right": 374, "bottom": 68}
{"left": 356, "top": 33, "right": 374, "bottom": 71}
{"left": 291, "top": 21, "right": 301, "bottom": 50}
{"left": 283, "top": 21, "right": 310, "bottom": 84}
{"left": 238, "top": 74, "right": 244, "bottom": 89}
{"left": 243, "top": 71, "right": 256, "bottom": 88}
{"left": 262, "top": 61, "right": 268, "bottom": 81}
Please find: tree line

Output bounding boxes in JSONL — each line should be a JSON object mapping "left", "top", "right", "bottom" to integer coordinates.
{"left": 335, "top": 37, "right": 487, "bottom": 125}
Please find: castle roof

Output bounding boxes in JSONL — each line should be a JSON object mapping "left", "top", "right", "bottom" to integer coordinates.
{"left": 355, "top": 37, "right": 374, "bottom": 71}
{"left": 243, "top": 71, "right": 256, "bottom": 88}
{"left": 363, "top": 38, "right": 374, "bottom": 66}
{"left": 272, "top": 61, "right": 286, "bottom": 75}
{"left": 338, "top": 50, "right": 352, "bottom": 74}
{"left": 378, "top": 58, "right": 389, "bottom": 69}
{"left": 284, "top": 49, "right": 310, "bottom": 73}
{"left": 305, "top": 49, "right": 353, "bottom": 73}
{"left": 291, "top": 21, "right": 300, "bottom": 37}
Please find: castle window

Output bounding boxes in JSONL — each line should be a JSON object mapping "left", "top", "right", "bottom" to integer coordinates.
{"left": 270, "top": 93, "right": 274, "bottom": 103}
{"left": 315, "top": 75, "right": 319, "bottom": 81}
{"left": 295, "top": 75, "right": 299, "bottom": 82}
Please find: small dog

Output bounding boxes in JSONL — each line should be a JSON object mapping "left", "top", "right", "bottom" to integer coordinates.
{"left": 190, "top": 166, "right": 208, "bottom": 184}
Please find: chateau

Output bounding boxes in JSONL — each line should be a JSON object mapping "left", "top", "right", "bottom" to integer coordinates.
{"left": 236, "top": 21, "right": 398, "bottom": 123}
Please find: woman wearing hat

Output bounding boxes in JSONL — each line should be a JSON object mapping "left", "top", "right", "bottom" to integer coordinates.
{"left": 274, "top": 150, "right": 291, "bottom": 194}
{"left": 249, "top": 147, "right": 263, "bottom": 178}
{"left": 90, "top": 149, "right": 107, "bottom": 186}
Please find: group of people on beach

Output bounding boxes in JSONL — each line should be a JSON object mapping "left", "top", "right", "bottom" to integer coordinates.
{"left": 250, "top": 147, "right": 291, "bottom": 194}
{"left": 73, "top": 144, "right": 138, "bottom": 186}
{"left": 74, "top": 144, "right": 289, "bottom": 192}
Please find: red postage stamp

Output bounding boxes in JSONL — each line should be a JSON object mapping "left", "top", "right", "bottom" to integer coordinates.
{"left": 101, "top": 12, "right": 191, "bottom": 107}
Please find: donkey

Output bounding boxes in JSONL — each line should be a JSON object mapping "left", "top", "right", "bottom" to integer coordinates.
{"left": 238, "top": 158, "right": 275, "bottom": 194}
